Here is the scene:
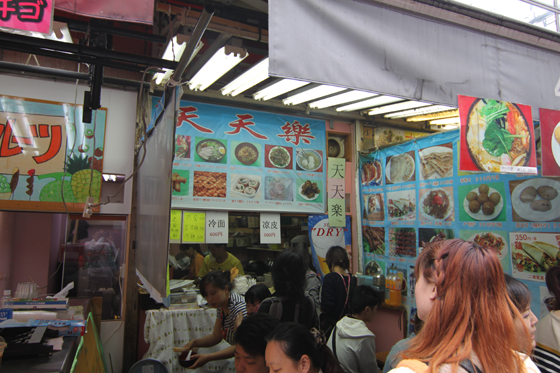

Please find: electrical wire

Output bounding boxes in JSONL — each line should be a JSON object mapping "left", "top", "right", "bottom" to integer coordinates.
{"left": 91, "top": 65, "right": 163, "bottom": 208}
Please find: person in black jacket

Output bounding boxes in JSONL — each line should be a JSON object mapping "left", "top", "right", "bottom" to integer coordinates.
{"left": 320, "top": 245, "right": 357, "bottom": 337}
{"left": 258, "top": 248, "right": 318, "bottom": 329}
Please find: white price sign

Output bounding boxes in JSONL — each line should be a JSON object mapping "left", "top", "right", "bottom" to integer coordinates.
{"left": 260, "top": 213, "right": 281, "bottom": 244}
{"left": 205, "top": 211, "right": 229, "bottom": 244}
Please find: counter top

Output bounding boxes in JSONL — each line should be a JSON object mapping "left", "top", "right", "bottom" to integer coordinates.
{"left": 1, "top": 336, "right": 79, "bottom": 373}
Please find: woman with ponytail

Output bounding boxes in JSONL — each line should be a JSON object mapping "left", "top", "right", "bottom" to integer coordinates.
{"left": 174, "top": 270, "right": 247, "bottom": 368}
{"left": 389, "top": 239, "right": 539, "bottom": 373}
{"left": 258, "top": 248, "right": 318, "bottom": 329}
{"left": 265, "top": 322, "right": 345, "bottom": 373}
{"left": 534, "top": 265, "right": 560, "bottom": 373}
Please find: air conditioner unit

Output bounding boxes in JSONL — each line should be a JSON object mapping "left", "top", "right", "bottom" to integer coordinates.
{"left": 328, "top": 136, "right": 345, "bottom": 158}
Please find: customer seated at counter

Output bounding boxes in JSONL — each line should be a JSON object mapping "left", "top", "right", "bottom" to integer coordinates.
{"left": 258, "top": 248, "right": 318, "bottom": 329}
{"left": 198, "top": 244, "right": 245, "bottom": 278}
{"left": 174, "top": 270, "right": 247, "bottom": 368}
{"left": 234, "top": 314, "right": 281, "bottom": 373}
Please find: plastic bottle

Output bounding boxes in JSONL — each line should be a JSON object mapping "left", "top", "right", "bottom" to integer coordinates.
{"left": 389, "top": 271, "right": 403, "bottom": 307}
{"left": 1, "top": 290, "right": 13, "bottom": 309}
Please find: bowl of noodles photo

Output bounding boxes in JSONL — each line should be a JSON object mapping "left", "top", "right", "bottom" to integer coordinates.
{"left": 235, "top": 142, "right": 259, "bottom": 165}
{"left": 466, "top": 98, "right": 532, "bottom": 173}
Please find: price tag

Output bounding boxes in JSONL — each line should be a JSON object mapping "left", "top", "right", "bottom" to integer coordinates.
{"left": 170, "top": 210, "right": 182, "bottom": 244}
{"left": 260, "top": 213, "right": 281, "bottom": 244}
{"left": 182, "top": 211, "right": 205, "bottom": 243}
{"left": 205, "top": 211, "right": 228, "bottom": 244}
{"left": 500, "top": 165, "right": 537, "bottom": 174}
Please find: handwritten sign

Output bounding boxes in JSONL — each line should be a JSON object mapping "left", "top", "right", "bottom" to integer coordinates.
{"left": 328, "top": 157, "right": 345, "bottom": 227}
{"left": 260, "top": 212, "right": 281, "bottom": 244}
{"left": 182, "top": 211, "right": 205, "bottom": 243}
{"left": 169, "top": 210, "right": 182, "bottom": 243}
{"left": 205, "top": 211, "right": 228, "bottom": 244}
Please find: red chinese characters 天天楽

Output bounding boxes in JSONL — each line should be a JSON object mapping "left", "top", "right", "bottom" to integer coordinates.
{"left": 177, "top": 106, "right": 213, "bottom": 134}
{"left": 225, "top": 114, "right": 268, "bottom": 140}
{"left": 0, "top": 0, "right": 47, "bottom": 22}
{"left": 0, "top": 119, "right": 62, "bottom": 164}
{"left": 278, "top": 121, "right": 316, "bottom": 146}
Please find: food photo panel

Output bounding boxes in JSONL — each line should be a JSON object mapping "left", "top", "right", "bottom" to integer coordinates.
{"left": 388, "top": 227, "right": 417, "bottom": 258}
{"left": 363, "top": 226, "right": 386, "bottom": 256}
{"left": 194, "top": 137, "right": 228, "bottom": 164}
{"left": 264, "top": 145, "right": 293, "bottom": 170}
{"left": 231, "top": 141, "right": 261, "bottom": 167}
{"left": 363, "top": 193, "right": 384, "bottom": 221}
{"left": 174, "top": 135, "right": 191, "bottom": 160}
{"left": 510, "top": 232, "right": 560, "bottom": 282}
{"left": 418, "top": 187, "right": 454, "bottom": 222}
{"left": 458, "top": 182, "right": 507, "bottom": 222}
{"left": 509, "top": 177, "right": 560, "bottom": 222}
{"left": 193, "top": 171, "right": 227, "bottom": 198}
{"left": 231, "top": 174, "right": 262, "bottom": 199}
{"left": 387, "top": 190, "right": 416, "bottom": 221}
{"left": 264, "top": 176, "right": 294, "bottom": 201}
{"left": 295, "top": 148, "right": 324, "bottom": 173}
{"left": 361, "top": 159, "right": 383, "bottom": 187}
{"left": 460, "top": 230, "right": 510, "bottom": 271}
{"left": 418, "top": 143, "right": 453, "bottom": 180}
{"left": 296, "top": 179, "right": 322, "bottom": 203}
{"left": 386, "top": 151, "right": 416, "bottom": 184}
{"left": 538, "top": 108, "right": 560, "bottom": 176}
{"left": 418, "top": 228, "right": 454, "bottom": 251}
{"left": 458, "top": 95, "right": 537, "bottom": 174}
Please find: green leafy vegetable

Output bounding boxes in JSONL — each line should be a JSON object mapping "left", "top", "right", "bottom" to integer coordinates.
{"left": 480, "top": 100, "right": 526, "bottom": 159}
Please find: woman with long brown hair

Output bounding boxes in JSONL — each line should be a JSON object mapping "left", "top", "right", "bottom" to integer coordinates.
{"left": 389, "top": 239, "right": 539, "bottom": 373}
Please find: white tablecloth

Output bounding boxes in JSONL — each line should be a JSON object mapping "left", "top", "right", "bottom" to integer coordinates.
{"left": 144, "top": 308, "right": 236, "bottom": 373}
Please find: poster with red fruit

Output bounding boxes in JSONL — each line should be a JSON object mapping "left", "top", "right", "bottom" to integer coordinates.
{"left": 0, "top": 95, "right": 106, "bottom": 212}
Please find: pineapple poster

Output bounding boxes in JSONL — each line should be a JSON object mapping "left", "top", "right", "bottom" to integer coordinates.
{"left": 0, "top": 95, "right": 106, "bottom": 212}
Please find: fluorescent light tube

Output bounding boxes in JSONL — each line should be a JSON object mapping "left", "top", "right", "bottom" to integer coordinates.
{"left": 406, "top": 109, "right": 460, "bottom": 122}
{"left": 336, "top": 95, "right": 403, "bottom": 112}
{"left": 221, "top": 58, "right": 269, "bottom": 96}
{"left": 153, "top": 35, "right": 203, "bottom": 85}
{"left": 188, "top": 46, "right": 247, "bottom": 91}
{"left": 283, "top": 85, "right": 346, "bottom": 106}
{"left": 368, "top": 101, "right": 432, "bottom": 116}
{"left": 384, "top": 105, "right": 456, "bottom": 119}
{"left": 309, "top": 91, "right": 377, "bottom": 109}
{"left": 253, "top": 79, "right": 310, "bottom": 101}
{"left": 430, "top": 117, "right": 460, "bottom": 125}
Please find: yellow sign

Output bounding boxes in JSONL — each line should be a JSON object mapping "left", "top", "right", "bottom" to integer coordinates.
{"left": 182, "top": 211, "right": 205, "bottom": 243}
{"left": 71, "top": 313, "right": 106, "bottom": 373}
{"left": 170, "top": 210, "right": 182, "bottom": 243}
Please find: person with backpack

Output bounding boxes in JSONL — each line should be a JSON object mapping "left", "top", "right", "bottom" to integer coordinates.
{"left": 320, "top": 245, "right": 357, "bottom": 337}
{"left": 327, "top": 285, "right": 382, "bottom": 373}
{"left": 534, "top": 265, "right": 560, "bottom": 373}
{"left": 257, "top": 248, "right": 318, "bottom": 329}
{"left": 388, "top": 239, "right": 540, "bottom": 373}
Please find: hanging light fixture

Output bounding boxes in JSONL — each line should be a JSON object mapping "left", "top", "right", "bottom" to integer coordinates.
{"left": 153, "top": 34, "right": 203, "bottom": 85}
{"left": 430, "top": 117, "right": 460, "bottom": 125}
{"left": 188, "top": 45, "right": 247, "bottom": 91}
{"left": 367, "top": 101, "right": 431, "bottom": 116}
{"left": 221, "top": 58, "right": 269, "bottom": 97}
{"left": 253, "top": 79, "right": 310, "bottom": 101}
{"left": 406, "top": 109, "right": 460, "bottom": 122}
{"left": 309, "top": 90, "right": 377, "bottom": 109}
{"left": 384, "top": 105, "right": 456, "bottom": 119}
{"left": 336, "top": 95, "right": 403, "bottom": 112}
{"left": 283, "top": 85, "right": 346, "bottom": 106}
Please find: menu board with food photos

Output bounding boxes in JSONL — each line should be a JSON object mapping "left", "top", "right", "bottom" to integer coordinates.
{"left": 151, "top": 98, "right": 326, "bottom": 213}
{"left": 360, "top": 130, "right": 560, "bottom": 333}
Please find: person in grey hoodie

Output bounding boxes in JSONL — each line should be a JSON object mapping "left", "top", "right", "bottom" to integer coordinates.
{"left": 327, "top": 285, "right": 382, "bottom": 373}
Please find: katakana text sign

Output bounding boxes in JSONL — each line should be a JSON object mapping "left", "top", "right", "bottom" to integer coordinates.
{"left": 154, "top": 98, "right": 327, "bottom": 213}
{"left": 0, "top": 96, "right": 107, "bottom": 212}
{"left": 0, "top": 0, "right": 53, "bottom": 35}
